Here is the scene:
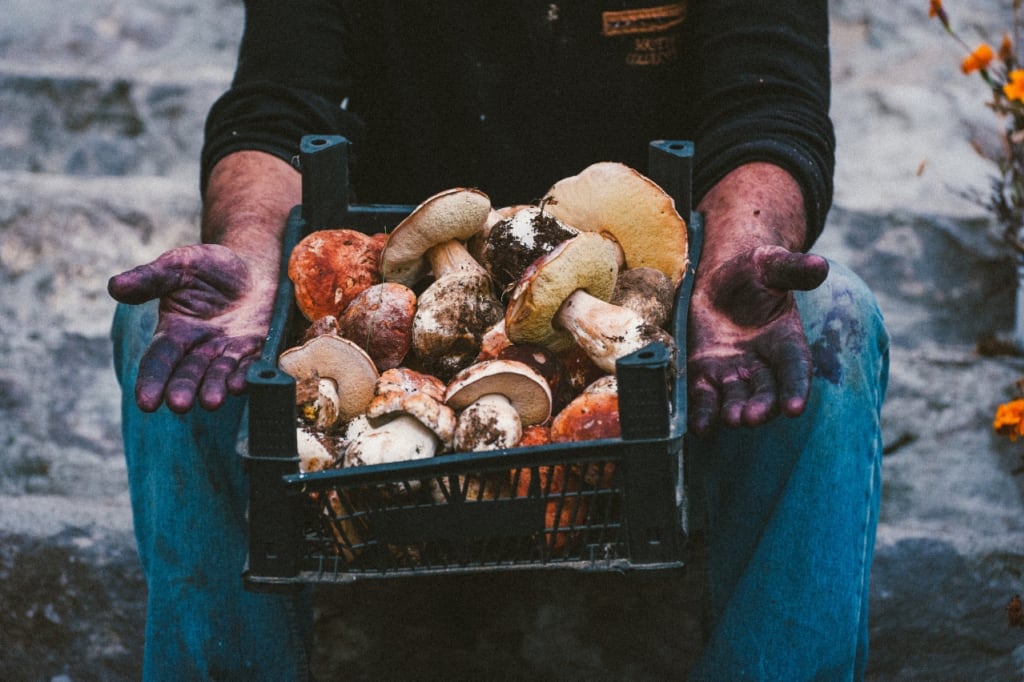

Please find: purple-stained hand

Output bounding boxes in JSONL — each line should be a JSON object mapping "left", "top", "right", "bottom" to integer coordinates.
{"left": 687, "top": 244, "right": 829, "bottom": 436}
{"left": 108, "top": 243, "right": 275, "bottom": 413}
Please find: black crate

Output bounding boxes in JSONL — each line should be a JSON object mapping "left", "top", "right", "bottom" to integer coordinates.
{"left": 243, "top": 136, "right": 702, "bottom": 589}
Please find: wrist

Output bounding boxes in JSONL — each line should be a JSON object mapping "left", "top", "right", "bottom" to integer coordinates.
{"left": 202, "top": 150, "right": 301, "bottom": 292}
{"left": 696, "top": 162, "right": 808, "bottom": 271}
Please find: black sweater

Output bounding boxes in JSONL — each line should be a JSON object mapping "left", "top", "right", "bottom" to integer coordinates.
{"left": 202, "top": 0, "right": 835, "bottom": 244}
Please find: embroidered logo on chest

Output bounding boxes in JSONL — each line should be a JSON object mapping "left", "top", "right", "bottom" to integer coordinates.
{"left": 601, "top": 2, "right": 687, "bottom": 66}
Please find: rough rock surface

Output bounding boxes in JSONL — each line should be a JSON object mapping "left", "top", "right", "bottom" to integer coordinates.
{"left": 4, "top": 0, "right": 1024, "bottom": 679}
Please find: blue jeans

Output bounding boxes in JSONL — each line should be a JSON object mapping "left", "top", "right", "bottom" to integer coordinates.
{"left": 112, "top": 303, "right": 314, "bottom": 681}
{"left": 112, "top": 260, "right": 888, "bottom": 681}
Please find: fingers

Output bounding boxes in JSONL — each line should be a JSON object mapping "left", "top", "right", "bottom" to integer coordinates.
{"left": 773, "top": 344, "right": 813, "bottom": 418}
{"left": 198, "top": 336, "right": 264, "bottom": 410}
{"left": 719, "top": 374, "right": 749, "bottom": 427}
{"left": 743, "top": 365, "right": 779, "bottom": 425}
{"left": 689, "top": 377, "right": 720, "bottom": 436}
{"left": 134, "top": 326, "right": 257, "bottom": 414}
{"left": 688, "top": 349, "right": 804, "bottom": 435}
{"left": 135, "top": 334, "right": 187, "bottom": 412}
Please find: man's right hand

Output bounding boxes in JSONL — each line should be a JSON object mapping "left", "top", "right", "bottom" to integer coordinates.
{"left": 110, "top": 150, "right": 301, "bottom": 413}
{"left": 109, "top": 243, "right": 275, "bottom": 413}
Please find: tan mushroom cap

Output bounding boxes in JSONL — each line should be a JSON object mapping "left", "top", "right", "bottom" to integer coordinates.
{"left": 278, "top": 333, "right": 380, "bottom": 423}
{"left": 445, "top": 359, "right": 553, "bottom": 427}
{"left": 544, "top": 162, "right": 688, "bottom": 287}
{"left": 505, "top": 232, "right": 620, "bottom": 353}
{"left": 380, "top": 187, "right": 492, "bottom": 286}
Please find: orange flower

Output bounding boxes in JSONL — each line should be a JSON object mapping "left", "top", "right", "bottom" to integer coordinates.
{"left": 1005, "top": 69, "right": 1024, "bottom": 102}
{"left": 994, "top": 398, "right": 1024, "bottom": 440}
{"left": 962, "top": 43, "right": 995, "bottom": 73}
{"left": 929, "top": 0, "right": 950, "bottom": 29}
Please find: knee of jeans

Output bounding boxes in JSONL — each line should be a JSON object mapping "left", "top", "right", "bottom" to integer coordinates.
{"left": 799, "top": 260, "right": 889, "bottom": 388}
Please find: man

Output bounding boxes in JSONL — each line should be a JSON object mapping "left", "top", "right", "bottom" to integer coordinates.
{"left": 109, "top": 2, "right": 889, "bottom": 679}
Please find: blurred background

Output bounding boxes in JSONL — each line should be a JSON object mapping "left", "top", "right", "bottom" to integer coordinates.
{"left": 3, "top": 0, "right": 1024, "bottom": 678}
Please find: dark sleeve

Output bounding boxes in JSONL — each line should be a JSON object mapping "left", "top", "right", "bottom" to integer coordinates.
{"left": 199, "top": 0, "right": 364, "bottom": 196}
{"left": 689, "top": 1, "right": 835, "bottom": 247}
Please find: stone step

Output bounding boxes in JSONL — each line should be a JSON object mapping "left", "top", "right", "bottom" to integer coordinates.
{"left": 0, "top": 0, "right": 241, "bottom": 79}
{"left": 0, "top": 66, "right": 228, "bottom": 181}
{"left": 0, "top": 171, "right": 199, "bottom": 502}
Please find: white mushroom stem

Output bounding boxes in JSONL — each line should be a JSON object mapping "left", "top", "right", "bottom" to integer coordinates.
{"left": 296, "top": 427, "right": 336, "bottom": 473}
{"left": 427, "top": 239, "right": 489, "bottom": 278}
{"left": 412, "top": 242, "right": 504, "bottom": 381}
{"left": 343, "top": 414, "right": 440, "bottom": 468}
{"left": 555, "top": 289, "right": 674, "bottom": 373}
{"left": 301, "top": 377, "right": 340, "bottom": 430}
{"left": 453, "top": 393, "right": 523, "bottom": 452}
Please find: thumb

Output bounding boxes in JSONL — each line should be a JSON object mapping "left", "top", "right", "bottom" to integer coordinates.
{"left": 108, "top": 260, "right": 171, "bottom": 305}
{"left": 759, "top": 249, "right": 829, "bottom": 292}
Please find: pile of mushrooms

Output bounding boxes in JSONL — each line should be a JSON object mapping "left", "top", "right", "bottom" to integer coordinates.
{"left": 279, "top": 162, "right": 689, "bottom": 485}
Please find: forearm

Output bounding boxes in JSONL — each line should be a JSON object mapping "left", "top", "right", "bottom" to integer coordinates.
{"left": 201, "top": 151, "right": 302, "bottom": 293}
{"left": 696, "top": 162, "right": 808, "bottom": 272}
{"left": 690, "top": 1, "right": 834, "bottom": 242}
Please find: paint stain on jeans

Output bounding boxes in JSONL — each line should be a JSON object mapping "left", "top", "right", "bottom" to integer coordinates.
{"left": 810, "top": 285, "right": 865, "bottom": 385}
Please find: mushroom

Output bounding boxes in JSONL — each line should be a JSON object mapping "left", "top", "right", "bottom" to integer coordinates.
{"left": 544, "top": 162, "right": 689, "bottom": 287}
{"left": 505, "top": 232, "right": 674, "bottom": 373}
{"left": 519, "top": 423, "right": 552, "bottom": 447}
{"left": 445, "top": 359, "right": 553, "bottom": 452}
{"left": 560, "top": 344, "right": 607, "bottom": 396}
{"left": 298, "top": 314, "right": 341, "bottom": 344}
{"left": 551, "top": 375, "right": 620, "bottom": 490}
{"left": 495, "top": 343, "right": 574, "bottom": 414}
{"left": 467, "top": 205, "right": 530, "bottom": 264}
{"left": 611, "top": 267, "right": 677, "bottom": 330}
{"left": 288, "top": 229, "right": 388, "bottom": 321}
{"left": 343, "top": 368, "right": 456, "bottom": 468}
{"left": 513, "top": 460, "right": 589, "bottom": 553}
{"left": 380, "top": 188, "right": 503, "bottom": 381}
{"left": 337, "top": 281, "right": 417, "bottom": 371}
{"left": 278, "top": 333, "right": 380, "bottom": 430}
{"left": 480, "top": 204, "right": 580, "bottom": 297}
{"left": 409, "top": 240, "right": 504, "bottom": 381}
{"left": 296, "top": 428, "right": 337, "bottom": 473}
{"left": 379, "top": 187, "right": 492, "bottom": 286}
{"left": 557, "top": 284, "right": 677, "bottom": 374}
{"left": 474, "top": 319, "right": 512, "bottom": 362}
{"left": 551, "top": 375, "right": 621, "bottom": 443}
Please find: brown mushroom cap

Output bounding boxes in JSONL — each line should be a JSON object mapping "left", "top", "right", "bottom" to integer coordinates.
{"left": 505, "top": 232, "right": 620, "bottom": 353}
{"left": 544, "top": 162, "right": 688, "bottom": 287}
{"left": 278, "top": 333, "right": 380, "bottom": 424}
{"left": 380, "top": 188, "right": 492, "bottom": 286}
{"left": 445, "top": 359, "right": 553, "bottom": 427}
{"left": 550, "top": 375, "right": 621, "bottom": 443}
{"left": 337, "top": 282, "right": 417, "bottom": 371}
{"left": 496, "top": 343, "right": 573, "bottom": 414}
{"left": 288, "top": 229, "right": 385, "bottom": 321}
